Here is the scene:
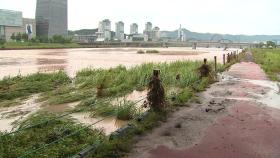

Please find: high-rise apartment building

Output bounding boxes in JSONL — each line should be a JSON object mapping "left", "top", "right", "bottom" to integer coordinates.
{"left": 144, "top": 22, "right": 153, "bottom": 41}
{"left": 115, "top": 21, "right": 124, "bottom": 40}
{"left": 97, "top": 19, "right": 111, "bottom": 41}
{"left": 130, "top": 23, "right": 138, "bottom": 34}
{"left": 145, "top": 22, "right": 152, "bottom": 32}
{"left": 151, "top": 26, "right": 160, "bottom": 41}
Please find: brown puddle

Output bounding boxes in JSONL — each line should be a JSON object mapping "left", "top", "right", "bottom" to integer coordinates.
{"left": 71, "top": 113, "right": 127, "bottom": 135}
{"left": 112, "top": 90, "right": 148, "bottom": 109}
{"left": 70, "top": 90, "right": 148, "bottom": 135}
{"left": 0, "top": 94, "right": 41, "bottom": 132}
{"left": 42, "top": 102, "right": 80, "bottom": 113}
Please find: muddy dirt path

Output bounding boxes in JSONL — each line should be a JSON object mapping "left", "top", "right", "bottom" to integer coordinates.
{"left": 127, "top": 52, "right": 280, "bottom": 158}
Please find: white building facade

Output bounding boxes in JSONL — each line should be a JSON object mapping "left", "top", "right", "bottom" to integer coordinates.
{"left": 151, "top": 26, "right": 160, "bottom": 41}
{"left": 97, "top": 19, "right": 111, "bottom": 41}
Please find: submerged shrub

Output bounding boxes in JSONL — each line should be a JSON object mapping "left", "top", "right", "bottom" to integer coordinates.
{"left": 116, "top": 100, "right": 138, "bottom": 120}
{"left": 137, "top": 50, "right": 145, "bottom": 54}
{"left": 146, "top": 50, "right": 159, "bottom": 54}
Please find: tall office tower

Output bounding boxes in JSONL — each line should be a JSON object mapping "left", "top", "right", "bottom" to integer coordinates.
{"left": 36, "top": 0, "right": 68, "bottom": 37}
{"left": 130, "top": 23, "right": 138, "bottom": 34}
{"left": 144, "top": 22, "right": 153, "bottom": 41}
{"left": 115, "top": 21, "right": 124, "bottom": 40}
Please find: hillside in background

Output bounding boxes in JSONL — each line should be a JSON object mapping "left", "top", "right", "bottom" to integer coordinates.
{"left": 161, "top": 28, "right": 280, "bottom": 43}
{"left": 69, "top": 28, "right": 280, "bottom": 43}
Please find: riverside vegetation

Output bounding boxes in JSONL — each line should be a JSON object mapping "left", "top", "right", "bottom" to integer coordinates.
{"left": 252, "top": 48, "right": 280, "bottom": 81}
{"left": 0, "top": 35, "right": 81, "bottom": 49}
{"left": 0, "top": 55, "right": 239, "bottom": 157}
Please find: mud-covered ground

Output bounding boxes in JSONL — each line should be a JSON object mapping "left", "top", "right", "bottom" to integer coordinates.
{"left": 127, "top": 52, "right": 280, "bottom": 158}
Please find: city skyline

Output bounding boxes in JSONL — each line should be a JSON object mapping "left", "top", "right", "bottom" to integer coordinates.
{"left": 1, "top": 0, "right": 280, "bottom": 35}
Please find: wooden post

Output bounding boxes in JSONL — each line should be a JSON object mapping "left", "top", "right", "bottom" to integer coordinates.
{"left": 223, "top": 54, "right": 226, "bottom": 65}
{"left": 192, "top": 42, "right": 197, "bottom": 50}
{"left": 227, "top": 53, "right": 230, "bottom": 63}
{"left": 149, "top": 69, "right": 165, "bottom": 111}
{"left": 153, "top": 69, "right": 160, "bottom": 78}
{"left": 214, "top": 56, "right": 217, "bottom": 72}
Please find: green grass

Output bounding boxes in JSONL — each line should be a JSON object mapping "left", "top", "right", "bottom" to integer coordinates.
{"left": 252, "top": 48, "right": 280, "bottom": 81}
{"left": 1, "top": 42, "right": 82, "bottom": 49}
{"left": 172, "top": 88, "right": 193, "bottom": 106}
{"left": 76, "top": 61, "right": 201, "bottom": 97}
{"left": 90, "top": 100, "right": 140, "bottom": 120}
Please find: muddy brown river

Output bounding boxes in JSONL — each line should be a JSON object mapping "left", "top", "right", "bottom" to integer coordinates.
{"left": 0, "top": 47, "right": 239, "bottom": 79}
{"left": 0, "top": 47, "right": 240, "bottom": 133}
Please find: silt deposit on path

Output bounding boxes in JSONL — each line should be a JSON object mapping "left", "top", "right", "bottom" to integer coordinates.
{"left": 128, "top": 59, "right": 280, "bottom": 158}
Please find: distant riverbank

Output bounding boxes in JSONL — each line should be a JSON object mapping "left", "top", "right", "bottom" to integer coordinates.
{"left": 0, "top": 42, "right": 170, "bottom": 50}
{"left": 0, "top": 42, "right": 83, "bottom": 50}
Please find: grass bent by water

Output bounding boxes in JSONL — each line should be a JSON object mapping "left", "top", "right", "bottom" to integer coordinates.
{"left": 0, "top": 55, "right": 240, "bottom": 158}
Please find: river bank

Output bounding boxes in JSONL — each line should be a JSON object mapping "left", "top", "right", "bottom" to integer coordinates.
{"left": 0, "top": 48, "right": 241, "bottom": 157}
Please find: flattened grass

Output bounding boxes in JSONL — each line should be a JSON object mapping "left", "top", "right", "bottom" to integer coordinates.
{"left": 0, "top": 59, "right": 227, "bottom": 157}
{"left": 0, "top": 112, "right": 105, "bottom": 158}
{"left": 0, "top": 72, "right": 71, "bottom": 107}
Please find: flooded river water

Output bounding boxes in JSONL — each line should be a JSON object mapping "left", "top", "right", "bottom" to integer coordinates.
{"left": 0, "top": 47, "right": 239, "bottom": 79}
{"left": 0, "top": 47, "right": 240, "bottom": 134}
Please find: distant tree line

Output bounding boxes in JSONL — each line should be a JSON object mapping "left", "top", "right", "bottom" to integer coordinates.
{"left": 10, "top": 33, "right": 29, "bottom": 42}
{"left": 0, "top": 39, "right": 5, "bottom": 46}
{"left": 258, "top": 41, "right": 277, "bottom": 48}
{"left": 10, "top": 33, "right": 73, "bottom": 44}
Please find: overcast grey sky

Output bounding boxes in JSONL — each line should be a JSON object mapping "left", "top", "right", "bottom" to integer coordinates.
{"left": 1, "top": 0, "right": 279, "bottom": 35}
